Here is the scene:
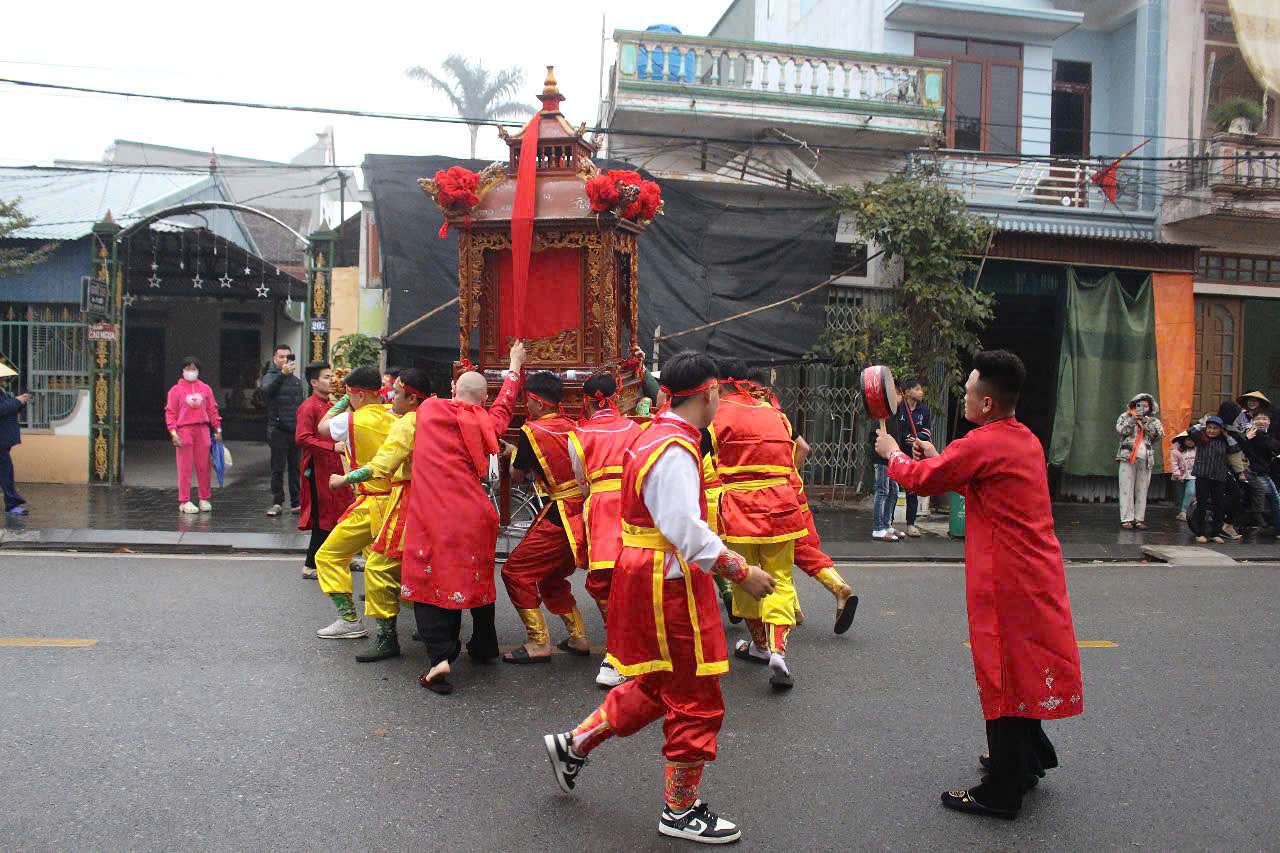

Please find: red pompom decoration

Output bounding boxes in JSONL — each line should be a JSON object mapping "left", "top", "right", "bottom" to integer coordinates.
{"left": 432, "top": 166, "right": 481, "bottom": 211}
{"left": 585, "top": 174, "right": 622, "bottom": 213}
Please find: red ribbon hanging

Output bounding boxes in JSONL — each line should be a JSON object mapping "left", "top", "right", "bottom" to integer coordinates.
{"left": 510, "top": 113, "right": 542, "bottom": 342}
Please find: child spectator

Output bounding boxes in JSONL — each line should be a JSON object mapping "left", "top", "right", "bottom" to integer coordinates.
{"left": 1169, "top": 431, "right": 1196, "bottom": 522}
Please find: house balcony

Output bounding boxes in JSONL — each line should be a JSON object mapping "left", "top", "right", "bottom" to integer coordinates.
{"left": 1164, "top": 134, "right": 1280, "bottom": 237}
{"left": 912, "top": 150, "right": 1158, "bottom": 239}
{"left": 607, "top": 29, "right": 947, "bottom": 150}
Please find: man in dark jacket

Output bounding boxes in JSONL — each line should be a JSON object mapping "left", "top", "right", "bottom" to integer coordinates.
{"left": 0, "top": 366, "right": 30, "bottom": 515}
{"left": 259, "top": 344, "right": 306, "bottom": 516}
{"left": 1239, "top": 409, "right": 1280, "bottom": 534}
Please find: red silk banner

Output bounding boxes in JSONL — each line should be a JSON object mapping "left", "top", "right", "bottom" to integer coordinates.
{"left": 497, "top": 247, "right": 582, "bottom": 346}
{"left": 510, "top": 114, "right": 542, "bottom": 340}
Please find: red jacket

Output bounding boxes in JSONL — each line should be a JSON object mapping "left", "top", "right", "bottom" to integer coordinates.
{"left": 294, "top": 393, "right": 353, "bottom": 530}
{"left": 888, "top": 418, "right": 1084, "bottom": 721}
{"left": 570, "top": 409, "right": 643, "bottom": 570}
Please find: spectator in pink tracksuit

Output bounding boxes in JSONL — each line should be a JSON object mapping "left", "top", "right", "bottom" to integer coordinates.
{"left": 165, "top": 356, "right": 222, "bottom": 514}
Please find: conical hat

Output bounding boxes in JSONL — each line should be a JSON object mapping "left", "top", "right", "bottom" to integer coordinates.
{"left": 1238, "top": 390, "right": 1271, "bottom": 406}
{"left": 0, "top": 363, "right": 16, "bottom": 379}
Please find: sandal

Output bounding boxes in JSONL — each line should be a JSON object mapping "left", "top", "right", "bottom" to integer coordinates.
{"left": 557, "top": 638, "right": 591, "bottom": 657}
{"left": 1134, "top": 521, "right": 1148, "bottom": 530}
{"left": 1120, "top": 522, "right": 1134, "bottom": 530}
{"left": 834, "top": 594, "right": 859, "bottom": 635}
{"left": 502, "top": 645, "right": 552, "bottom": 665}
{"left": 418, "top": 673, "right": 454, "bottom": 695}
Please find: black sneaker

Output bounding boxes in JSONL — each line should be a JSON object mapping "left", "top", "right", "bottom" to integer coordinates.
{"left": 658, "top": 800, "right": 741, "bottom": 844}
{"left": 543, "top": 731, "right": 587, "bottom": 793}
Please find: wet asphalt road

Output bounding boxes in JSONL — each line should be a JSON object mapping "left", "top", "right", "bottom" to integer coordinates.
{"left": 1, "top": 553, "right": 1277, "bottom": 852}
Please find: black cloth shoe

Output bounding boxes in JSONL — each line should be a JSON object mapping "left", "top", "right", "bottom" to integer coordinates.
{"left": 543, "top": 732, "right": 587, "bottom": 793}
{"left": 658, "top": 800, "right": 742, "bottom": 844}
{"left": 834, "top": 594, "right": 859, "bottom": 635}
{"left": 355, "top": 631, "right": 401, "bottom": 663}
{"left": 940, "top": 788, "right": 1018, "bottom": 820}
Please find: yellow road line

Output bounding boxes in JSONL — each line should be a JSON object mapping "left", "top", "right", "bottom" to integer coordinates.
{"left": 965, "top": 640, "right": 1117, "bottom": 649}
{"left": 0, "top": 637, "right": 98, "bottom": 648}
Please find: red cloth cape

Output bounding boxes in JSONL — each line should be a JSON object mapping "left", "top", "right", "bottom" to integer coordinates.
{"left": 399, "top": 374, "right": 520, "bottom": 609}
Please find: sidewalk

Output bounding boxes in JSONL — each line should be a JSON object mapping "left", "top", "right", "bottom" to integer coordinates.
{"left": 4, "top": 476, "right": 1277, "bottom": 562}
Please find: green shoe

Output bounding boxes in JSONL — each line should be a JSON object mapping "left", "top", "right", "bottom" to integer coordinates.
{"left": 356, "top": 622, "right": 401, "bottom": 663}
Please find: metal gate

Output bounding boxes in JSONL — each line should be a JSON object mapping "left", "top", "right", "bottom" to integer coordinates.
{"left": 0, "top": 304, "right": 91, "bottom": 430}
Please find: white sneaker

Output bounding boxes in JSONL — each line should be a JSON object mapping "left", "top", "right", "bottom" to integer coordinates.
{"left": 872, "top": 528, "right": 899, "bottom": 541}
{"left": 658, "top": 800, "right": 741, "bottom": 844}
{"left": 179, "top": 501, "right": 199, "bottom": 514}
{"left": 595, "top": 658, "right": 626, "bottom": 688}
{"left": 198, "top": 500, "right": 213, "bottom": 512}
{"left": 316, "top": 618, "right": 367, "bottom": 639}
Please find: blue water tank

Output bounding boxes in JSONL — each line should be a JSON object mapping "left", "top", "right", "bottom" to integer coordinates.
{"left": 637, "top": 24, "right": 696, "bottom": 83}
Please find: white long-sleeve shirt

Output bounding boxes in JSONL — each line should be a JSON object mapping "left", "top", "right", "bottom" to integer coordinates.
{"left": 640, "top": 412, "right": 725, "bottom": 579}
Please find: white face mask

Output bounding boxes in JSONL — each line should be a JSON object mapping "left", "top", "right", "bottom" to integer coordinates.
{"left": 183, "top": 369, "right": 199, "bottom": 382}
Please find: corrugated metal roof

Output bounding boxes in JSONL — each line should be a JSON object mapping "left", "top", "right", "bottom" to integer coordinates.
{"left": 0, "top": 167, "right": 213, "bottom": 240}
{"left": 995, "top": 214, "right": 1157, "bottom": 242}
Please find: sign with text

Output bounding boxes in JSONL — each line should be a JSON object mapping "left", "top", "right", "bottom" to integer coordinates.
{"left": 82, "top": 275, "right": 110, "bottom": 317}
{"left": 88, "top": 322, "right": 118, "bottom": 342}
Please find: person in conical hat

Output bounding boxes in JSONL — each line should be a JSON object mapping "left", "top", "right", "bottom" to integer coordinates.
{"left": 1234, "top": 391, "right": 1271, "bottom": 431}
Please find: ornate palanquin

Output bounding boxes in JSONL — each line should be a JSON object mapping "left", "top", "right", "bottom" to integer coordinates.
{"left": 420, "top": 69, "right": 651, "bottom": 417}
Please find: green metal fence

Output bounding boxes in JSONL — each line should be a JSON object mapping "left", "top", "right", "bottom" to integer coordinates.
{"left": 0, "top": 303, "right": 91, "bottom": 430}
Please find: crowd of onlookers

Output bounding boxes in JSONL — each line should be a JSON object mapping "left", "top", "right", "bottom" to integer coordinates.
{"left": 1122, "top": 390, "right": 1280, "bottom": 543}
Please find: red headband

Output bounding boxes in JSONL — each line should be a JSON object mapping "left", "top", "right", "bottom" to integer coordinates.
{"left": 401, "top": 382, "right": 430, "bottom": 401}
{"left": 527, "top": 391, "right": 561, "bottom": 412}
{"left": 583, "top": 388, "right": 620, "bottom": 417}
{"left": 661, "top": 378, "right": 719, "bottom": 400}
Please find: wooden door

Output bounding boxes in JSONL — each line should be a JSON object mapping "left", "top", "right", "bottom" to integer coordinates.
{"left": 1193, "top": 297, "right": 1242, "bottom": 418}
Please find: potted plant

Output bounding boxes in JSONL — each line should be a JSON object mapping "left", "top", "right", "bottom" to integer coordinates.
{"left": 1209, "top": 96, "right": 1264, "bottom": 135}
{"left": 329, "top": 332, "right": 383, "bottom": 397}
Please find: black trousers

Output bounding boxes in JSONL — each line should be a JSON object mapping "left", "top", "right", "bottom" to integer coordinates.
{"left": 414, "top": 602, "right": 498, "bottom": 666}
{"left": 973, "top": 716, "right": 1059, "bottom": 811}
{"left": 1194, "top": 478, "right": 1233, "bottom": 537}
{"left": 304, "top": 472, "right": 329, "bottom": 569}
{"left": 268, "top": 427, "right": 300, "bottom": 507}
{"left": 0, "top": 446, "right": 24, "bottom": 511}
{"left": 905, "top": 492, "right": 919, "bottom": 525}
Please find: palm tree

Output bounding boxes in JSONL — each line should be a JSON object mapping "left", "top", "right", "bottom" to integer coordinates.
{"left": 408, "top": 56, "right": 534, "bottom": 159}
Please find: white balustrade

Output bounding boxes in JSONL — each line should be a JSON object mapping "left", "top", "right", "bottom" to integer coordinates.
{"left": 614, "top": 30, "right": 944, "bottom": 111}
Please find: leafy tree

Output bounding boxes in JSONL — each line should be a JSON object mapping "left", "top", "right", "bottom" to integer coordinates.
{"left": 815, "top": 161, "right": 994, "bottom": 396}
{"left": 408, "top": 56, "right": 534, "bottom": 159}
{"left": 0, "top": 198, "right": 55, "bottom": 278}
{"left": 331, "top": 333, "right": 382, "bottom": 369}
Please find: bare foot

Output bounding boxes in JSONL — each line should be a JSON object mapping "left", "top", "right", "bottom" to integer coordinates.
{"left": 425, "top": 659, "right": 451, "bottom": 682}
{"left": 560, "top": 637, "right": 591, "bottom": 654}
{"left": 524, "top": 642, "right": 553, "bottom": 658}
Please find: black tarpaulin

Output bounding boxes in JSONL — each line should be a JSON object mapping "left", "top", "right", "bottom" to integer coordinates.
{"left": 363, "top": 153, "right": 837, "bottom": 367}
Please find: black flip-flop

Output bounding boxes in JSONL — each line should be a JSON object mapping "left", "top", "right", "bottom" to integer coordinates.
{"left": 557, "top": 638, "right": 591, "bottom": 657}
{"left": 418, "top": 673, "right": 454, "bottom": 695}
{"left": 503, "top": 646, "right": 552, "bottom": 665}
{"left": 733, "top": 640, "right": 768, "bottom": 665}
{"left": 834, "top": 595, "right": 859, "bottom": 635}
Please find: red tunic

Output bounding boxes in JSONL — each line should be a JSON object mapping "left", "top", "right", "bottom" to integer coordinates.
{"left": 294, "top": 393, "right": 353, "bottom": 531}
{"left": 887, "top": 418, "right": 1084, "bottom": 721}
{"left": 399, "top": 374, "right": 520, "bottom": 610}
{"left": 606, "top": 419, "right": 728, "bottom": 677}
{"left": 521, "top": 414, "right": 587, "bottom": 568}
{"left": 709, "top": 390, "right": 807, "bottom": 544}
{"left": 569, "top": 409, "right": 644, "bottom": 571}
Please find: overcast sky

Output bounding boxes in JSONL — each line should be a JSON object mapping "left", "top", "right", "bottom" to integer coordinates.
{"left": 1, "top": 0, "right": 726, "bottom": 183}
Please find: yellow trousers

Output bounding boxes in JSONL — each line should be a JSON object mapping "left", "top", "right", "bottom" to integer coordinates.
{"left": 729, "top": 540, "right": 798, "bottom": 626}
{"left": 316, "top": 495, "right": 389, "bottom": 595}
{"left": 363, "top": 550, "right": 402, "bottom": 620}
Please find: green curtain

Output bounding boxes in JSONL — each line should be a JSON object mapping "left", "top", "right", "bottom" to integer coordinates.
{"left": 1048, "top": 269, "right": 1159, "bottom": 477}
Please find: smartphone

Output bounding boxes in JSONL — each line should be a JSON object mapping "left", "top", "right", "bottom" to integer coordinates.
{"left": 287, "top": 354, "right": 297, "bottom": 363}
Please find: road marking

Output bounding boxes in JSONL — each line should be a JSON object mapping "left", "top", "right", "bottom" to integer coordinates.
{"left": 0, "top": 637, "right": 98, "bottom": 648}
{"left": 965, "top": 640, "right": 1116, "bottom": 649}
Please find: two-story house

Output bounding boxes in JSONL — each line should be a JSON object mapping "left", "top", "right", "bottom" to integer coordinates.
{"left": 1162, "top": 2, "right": 1280, "bottom": 418}
{"left": 603, "top": 0, "right": 1198, "bottom": 499}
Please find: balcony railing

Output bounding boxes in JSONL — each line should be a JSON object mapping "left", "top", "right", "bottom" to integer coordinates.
{"left": 1185, "top": 134, "right": 1280, "bottom": 194}
{"left": 917, "top": 150, "right": 1147, "bottom": 211}
{"left": 613, "top": 29, "right": 946, "bottom": 115}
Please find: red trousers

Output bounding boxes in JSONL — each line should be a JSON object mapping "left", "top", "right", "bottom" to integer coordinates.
{"left": 585, "top": 568, "right": 611, "bottom": 604}
{"left": 501, "top": 514, "right": 577, "bottom": 614}
{"left": 175, "top": 424, "right": 212, "bottom": 503}
{"left": 793, "top": 537, "right": 834, "bottom": 577}
{"left": 601, "top": 577, "right": 724, "bottom": 763}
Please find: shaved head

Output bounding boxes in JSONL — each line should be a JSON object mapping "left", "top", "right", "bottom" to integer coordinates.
{"left": 454, "top": 371, "right": 488, "bottom": 404}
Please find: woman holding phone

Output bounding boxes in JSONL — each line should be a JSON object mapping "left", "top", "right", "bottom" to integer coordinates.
{"left": 165, "top": 356, "right": 222, "bottom": 513}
